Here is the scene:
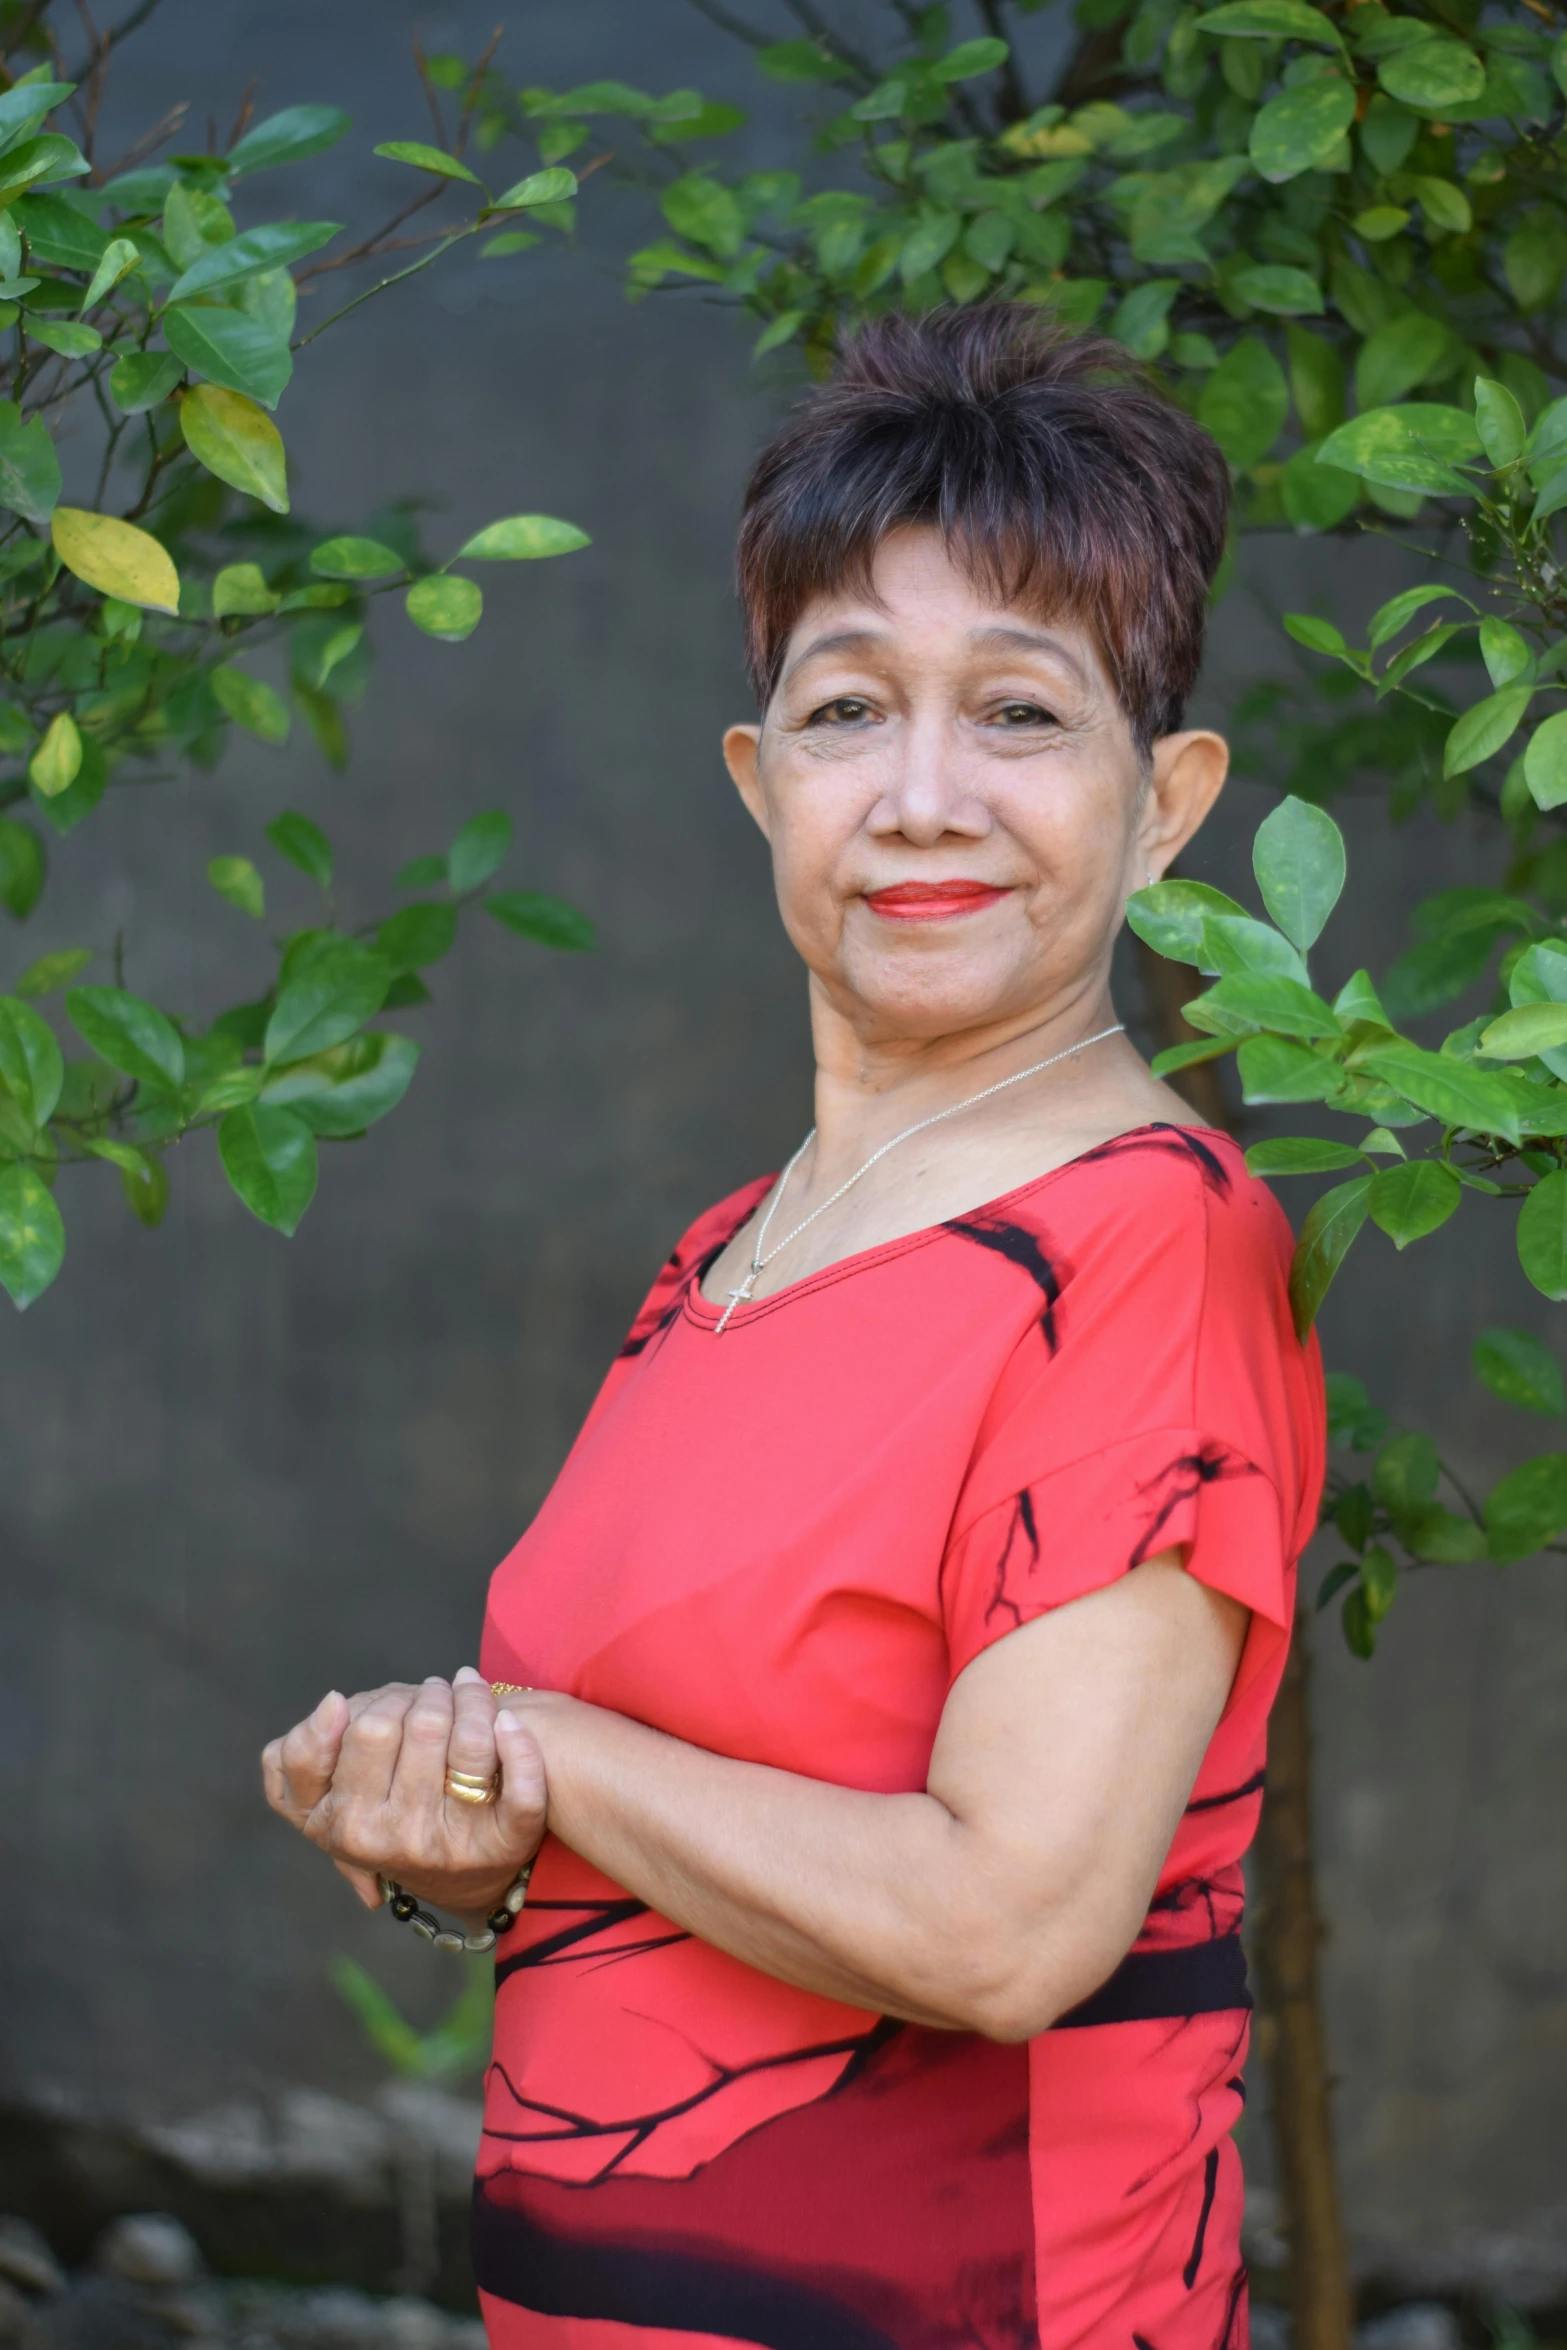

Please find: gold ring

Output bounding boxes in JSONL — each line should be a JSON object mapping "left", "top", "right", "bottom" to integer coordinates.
{"left": 445, "top": 1772, "right": 498, "bottom": 1805}
{"left": 445, "top": 1766, "right": 495, "bottom": 1788}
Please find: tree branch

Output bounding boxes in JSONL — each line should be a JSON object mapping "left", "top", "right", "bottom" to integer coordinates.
{"left": 456, "top": 24, "right": 503, "bottom": 158}
{"left": 976, "top": 0, "right": 1029, "bottom": 122}
{"left": 64, "top": 0, "right": 164, "bottom": 84}
{"left": 684, "top": 0, "right": 776, "bottom": 47}
{"left": 780, "top": 0, "right": 878, "bottom": 82}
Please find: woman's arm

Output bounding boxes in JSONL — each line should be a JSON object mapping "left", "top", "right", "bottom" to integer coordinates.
{"left": 515, "top": 1554, "right": 1247, "bottom": 2041}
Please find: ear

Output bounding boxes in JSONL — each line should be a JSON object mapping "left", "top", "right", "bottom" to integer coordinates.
{"left": 1140, "top": 730, "right": 1229, "bottom": 882}
{"left": 722, "top": 722, "right": 770, "bottom": 840}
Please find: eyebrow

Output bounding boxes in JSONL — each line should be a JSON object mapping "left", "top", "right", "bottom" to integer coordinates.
{"left": 781, "top": 619, "right": 1091, "bottom": 691}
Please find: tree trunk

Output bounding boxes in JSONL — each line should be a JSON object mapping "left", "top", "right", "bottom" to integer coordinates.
{"left": 1251, "top": 1627, "right": 1354, "bottom": 2349}
{"left": 1135, "top": 935, "right": 1353, "bottom": 2348}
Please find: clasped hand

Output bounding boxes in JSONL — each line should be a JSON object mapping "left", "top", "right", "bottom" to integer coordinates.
{"left": 261, "top": 1665, "right": 547, "bottom": 1923}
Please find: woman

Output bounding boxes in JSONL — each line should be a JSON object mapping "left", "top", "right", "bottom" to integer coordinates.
{"left": 265, "top": 308, "right": 1324, "bottom": 2350}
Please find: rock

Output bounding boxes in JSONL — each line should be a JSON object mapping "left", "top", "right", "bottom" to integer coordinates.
{"left": 93, "top": 2215, "right": 202, "bottom": 2289}
{"left": 0, "top": 2220, "right": 63, "bottom": 2298}
{"left": 1357, "top": 2308, "right": 1463, "bottom": 2350}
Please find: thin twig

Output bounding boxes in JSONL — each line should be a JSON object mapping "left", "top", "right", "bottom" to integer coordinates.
{"left": 64, "top": 0, "right": 164, "bottom": 82}
{"left": 226, "top": 77, "right": 257, "bottom": 151}
{"left": 684, "top": 0, "right": 774, "bottom": 47}
{"left": 292, "top": 225, "right": 477, "bottom": 349}
{"left": 781, "top": 0, "right": 878, "bottom": 81}
{"left": 291, "top": 181, "right": 444, "bottom": 285}
{"left": 976, "top": 0, "right": 1028, "bottom": 122}
{"left": 456, "top": 24, "right": 503, "bottom": 159}
{"left": 412, "top": 36, "right": 447, "bottom": 148}
{"left": 95, "top": 97, "right": 187, "bottom": 186}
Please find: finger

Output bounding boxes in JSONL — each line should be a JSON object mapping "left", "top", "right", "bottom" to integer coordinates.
{"left": 344, "top": 1681, "right": 419, "bottom": 1724}
{"left": 273, "top": 1692, "right": 349, "bottom": 1820}
{"left": 447, "top": 1668, "right": 499, "bottom": 1791}
{"left": 328, "top": 1682, "right": 419, "bottom": 1812}
{"left": 495, "top": 1709, "right": 548, "bottom": 1851}
{"left": 388, "top": 1675, "right": 455, "bottom": 1822}
{"left": 332, "top": 1858, "right": 385, "bottom": 1910}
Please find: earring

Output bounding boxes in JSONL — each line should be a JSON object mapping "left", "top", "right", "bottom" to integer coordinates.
{"left": 1146, "top": 864, "right": 1156, "bottom": 887}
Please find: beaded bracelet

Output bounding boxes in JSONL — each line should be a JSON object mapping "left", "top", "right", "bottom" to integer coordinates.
{"left": 375, "top": 1855, "right": 534, "bottom": 1956}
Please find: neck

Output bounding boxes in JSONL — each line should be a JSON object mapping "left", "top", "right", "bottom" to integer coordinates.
{"left": 803, "top": 977, "right": 1127, "bottom": 1182}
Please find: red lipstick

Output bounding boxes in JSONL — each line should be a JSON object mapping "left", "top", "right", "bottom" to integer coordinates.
{"left": 862, "top": 880, "right": 1011, "bottom": 922}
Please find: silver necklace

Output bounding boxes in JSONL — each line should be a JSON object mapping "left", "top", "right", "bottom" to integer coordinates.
{"left": 714, "top": 1020, "right": 1126, "bottom": 1332}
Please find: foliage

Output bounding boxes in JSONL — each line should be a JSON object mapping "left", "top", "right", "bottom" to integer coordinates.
{"left": 330, "top": 1951, "right": 494, "bottom": 2080}
{"left": 0, "top": 9, "right": 593, "bottom": 1307}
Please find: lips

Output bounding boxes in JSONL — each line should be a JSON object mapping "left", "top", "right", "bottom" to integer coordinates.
{"left": 862, "top": 880, "right": 1011, "bottom": 922}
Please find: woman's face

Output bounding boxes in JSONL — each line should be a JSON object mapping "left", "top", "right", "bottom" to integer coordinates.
{"left": 723, "top": 527, "right": 1226, "bottom": 1049}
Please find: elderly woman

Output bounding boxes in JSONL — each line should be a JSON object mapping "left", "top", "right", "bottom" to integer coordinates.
{"left": 265, "top": 307, "right": 1323, "bottom": 2350}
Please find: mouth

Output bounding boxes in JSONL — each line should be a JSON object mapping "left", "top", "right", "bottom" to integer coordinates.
{"left": 861, "top": 879, "right": 1013, "bottom": 923}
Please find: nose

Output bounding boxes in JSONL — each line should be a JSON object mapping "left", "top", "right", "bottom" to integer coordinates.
{"left": 865, "top": 710, "right": 992, "bottom": 846}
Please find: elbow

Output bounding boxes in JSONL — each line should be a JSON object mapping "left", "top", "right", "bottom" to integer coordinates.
{"left": 927, "top": 1928, "right": 1132, "bottom": 2045}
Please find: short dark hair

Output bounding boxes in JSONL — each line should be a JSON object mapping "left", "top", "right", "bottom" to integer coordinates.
{"left": 736, "top": 306, "right": 1230, "bottom": 751}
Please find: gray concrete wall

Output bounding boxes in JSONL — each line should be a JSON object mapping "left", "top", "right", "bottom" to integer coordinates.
{"left": 0, "top": 0, "right": 1561, "bottom": 2301}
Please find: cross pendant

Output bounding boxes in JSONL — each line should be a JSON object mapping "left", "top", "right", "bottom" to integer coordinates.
{"left": 715, "top": 1267, "right": 759, "bottom": 1335}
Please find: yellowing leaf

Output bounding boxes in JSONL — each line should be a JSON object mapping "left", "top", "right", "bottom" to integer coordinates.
{"left": 28, "top": 709, "right": 80, "bottom": 798}
{"left": 50, "top": 506, "right": 179, "bottom": 613}
{"left": 179, "top": 383, "right": 289, "bottom": 514}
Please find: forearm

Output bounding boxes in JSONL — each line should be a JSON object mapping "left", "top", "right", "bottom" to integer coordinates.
{"left": 530, "top": 1699, "right": 1074, "bottom": 2034}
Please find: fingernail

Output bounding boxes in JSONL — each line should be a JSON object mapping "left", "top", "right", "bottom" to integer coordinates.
{"left": 423, "top": 1675, "right": 447, "bottom": 1689}
{"left": 313, "top": 1690, "right": 342, "bottom": 1721}
{"left": 453, "top": 1665, "right": 483, "bottom": 1685}
{"left": 496, "top": 1709, "right": 518, "bottom": 1732}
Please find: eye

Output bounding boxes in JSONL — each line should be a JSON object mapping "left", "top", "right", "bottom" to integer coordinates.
{"left": 989, "top": 700, "right": 1055, "bottom": 727}
{"left": 806, "top": 695, "right": 877, "bottom": 726}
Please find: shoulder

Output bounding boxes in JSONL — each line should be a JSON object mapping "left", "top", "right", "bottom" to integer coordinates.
{"left": 617, "top": 1174, "right": 771, "bottom": 1360}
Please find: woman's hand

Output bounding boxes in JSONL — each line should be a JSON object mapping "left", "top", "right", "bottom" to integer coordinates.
{"left": 261, "top": 1665, "right": 547, "bottom": 1923}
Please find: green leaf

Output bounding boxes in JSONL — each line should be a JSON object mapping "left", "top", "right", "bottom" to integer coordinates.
{"left": 1283, "top": 612, "right": 1358, "bottom": 665}
{"left": 310, "top": 535, "right": 404, "bottom": 580}
{"left": 1109, "top": 279, "right": 1180, "bottom": 360}
{"left": 1366, "top": 583, "right": 1470, "bottom": 648}
{"left": 1289, "top": 1175, "right": 1371, "bottom": 1337}
{"left": 1202, "top": 914, "right": 1309, "bottom": 985}
{"left": 0, "top": 992, "right": 62, "bottom": 1124}
{"left": 1478, "top": 1004, "right": 1567, "bottom": 1060}
{"left": 1198, "top": 336, "right": 1289, "bottom": 468}
{"left": 448, "top": 810, "right": 511, "bottom": 892}
{"left": 1188, "top": 973, "right": 1342, "bottom": 1040}
{"left": 264, "top": 941, "right": 390, "bottom": 1067}
{"left": 1253, "top": 795, "right": 1346, "bottom": 951}
{"left": 1286, "top": 325, "right": 1345, "bottom": 439}
{"left": 486, "top": 892, "right": 595, "bottom": 952}
{"left": 52, "top": 506, "right": 179, "bottom": 612}
{"left": 1125, "top": 879, "right": 1248, "bottom": 966}
{"left": 210, "top": 664, "right": 289, "bottom": 746}
{"left": 108, "top": 350, "right": 183, "bottom": 413}
{"left": 901, "top": 211, "right": 963, "bottom": 283}
{"left": 1245, "top": 1136, "right": 1365, "bottom": 1174}
{"left": 1229, "top": 264, "right": 1323, "bottom": 315}
{"left": 1355, "top": 315, "right": 1449, "bottom": 412}
{"left": 1249, "top": 75, "right": 1356, "bottom": 183}
{"left": 265, "top": 810, "right": 332, "bottom": 888}
{"left": 0, "top": 817, "right": 45, "bottom": 918}
{"left": 1317, "top": 1559, "right": 1360, "bottom": 1609}
{"left": 1518, "top": 1167, "right": 1567, "bottom": 1299}
{"left": 1472, "top": 376, "right": 1526, "bottom": 471}
{"left": 1484, "top": 1450, "right": 1567, "bottom": 1564}
{"left": 1237, "top": 1034, "right": 1343, "bottom": 1102}
{"left": 27, "top": 710, "right": 80, "bottom": 799}
{"left": 377, "top": 899, "right": 457, "bottom": 972}
{"left": 1366, "top": 1158, "right": 1460, "bottom": 1247}
{"left": 78, "top": 233, "right": 138, "bottom": 313}
{"left": 14, "top": 946, "right": 89, "bottom": 997}
{"left": 1282, "top": 443, "right": 1360, "bottom": 533}
{"left": 1340, "top": 1584, "right": 1376, "bottom": 1658}
{"left": 0, "top": 1161, "right": 63, "bottom": 1308}
{"left": 757, "top": 38, "right": 852, "bottom": 82}
{"left": 1358, "top": 1542, "right": 1397, "bottom": 1621}
{"left": 1149, "top": 1036, "right": 1239, "bottom": 1078}
{"left": 65, "top": 984, "right": 184, "bottom": 1090}
{"left": 212, "top": 562, "right": 279, "bottom": 617}
{"left": 1523, "top": 713, "right": 1567, "bottom": 812}
{"left": 162, "top": 304, "right": 291, "bottom": 409}
{"left": 180, "top": 381, "right": 288, "bottom": 513}
{"left": 228, "top": 105, "right": 352, "bottom": 176}
{"left": 1359, "top": 93, "right": 1418, "bottom": 173}
{"left": 406, "top": 574, "right": 482, "bottom": 641}
{"left": 289, "top": 1032, "right": 420, "bottom": 1138}
{"left": 1198, "top": 0, "right": 1342, "bottom": 45}
{"left": 372, "top": 140, "right": 480, "bottom": 185}
{"left": 166, "top": 219, "right": 339, "bottom": 306}
{"left": 218, "top": 1101, "right": 317, "bottom": 1235}
{"left": 1410, "top": 175, "right": 1470, "bottom": 235}
{"left": 0, "top": 134, "right": 89, "bottom": 210}
{"left": 491, "top": 167, "right": 578, "bottom": 211}
{"left": 1352, "top": 206, "right": 1410, "bottom": 244}
{"left": 207, "top": 853, "right": 264, "bottom": 920}
{"left": 1377, "top": 36, "right": 1485, "bottom": 111}
{"left": 1355, "top": 1043, "right": 1520, "bottom": 1142}
{"left": 23, "top": 317, "right": 99, "bottom": 359}
{"left": 933, "top": 36, "right": 1010, "bottom": 80}
{"left": 0, "top": 398, "right": 60, "bottom": 523}
{"left": 395, "top": 854, "right": 447, "bottom": 892}
{"left": 1372, "top": 1429, "right": 1440, "bottom": 1514}
{"left": 1473, "top": 1327, "right": 1565, "bottom": 1417}
{"left": 453, "top": 514, "right": 590, "bottom": 561}
{"left": 661, "top": 174, "right": 744, "bottom": 258}
{"left": 1443, "top": 686, "right": 1533, "bottom": 779}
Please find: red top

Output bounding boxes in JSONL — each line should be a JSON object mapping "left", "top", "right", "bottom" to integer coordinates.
{"left": 475, "top": 1123, "right": 1324, "bottom": 2350}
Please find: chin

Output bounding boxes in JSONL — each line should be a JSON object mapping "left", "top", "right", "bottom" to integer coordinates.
{"left": 835, "top": 950, "right": 1028, "bottom": 1039}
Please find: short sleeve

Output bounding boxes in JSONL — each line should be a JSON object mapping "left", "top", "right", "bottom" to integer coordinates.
{"left": 940, "top": 1144, "right": 1324, "bottom": 1691}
